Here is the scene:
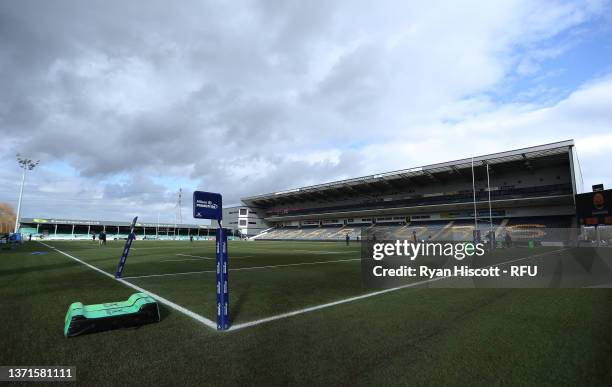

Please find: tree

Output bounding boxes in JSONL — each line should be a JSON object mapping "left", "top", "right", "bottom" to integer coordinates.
{"left": 0, "top": 203, "right": 16, "bottom": 234}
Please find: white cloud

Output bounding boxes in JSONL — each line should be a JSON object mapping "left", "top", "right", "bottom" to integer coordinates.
{"left": 351, "top": 74, "right": 612, "bottom": 190}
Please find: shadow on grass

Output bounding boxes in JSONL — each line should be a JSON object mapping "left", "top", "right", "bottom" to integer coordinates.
{"left": 157, "top": 304, "right": 172, "bottom": 322}
{"left": 231, "top": 284, "right": 251, "bottom": 324}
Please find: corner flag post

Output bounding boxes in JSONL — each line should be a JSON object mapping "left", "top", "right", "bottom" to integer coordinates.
{"left": 115, "top": 216, "right": 138, "bottom": 278}
{"left": 193, "top": 191, "right": 228, "bottom": 330}
{"left": 216, "top": 222, "right": 229, "bottom": 330}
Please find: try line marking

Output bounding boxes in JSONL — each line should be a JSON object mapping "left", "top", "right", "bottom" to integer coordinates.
{"left": 227, "top": 248, "right": 570, "bottom": 331}
{"left": 37, "top": 241, "right": 217, "bottom": 330}
{"left": 123, "top": 257, "right": 361, "bottom": 279}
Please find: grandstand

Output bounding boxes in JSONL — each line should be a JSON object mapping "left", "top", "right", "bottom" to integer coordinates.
{"left": 244, "top": 140, "right": 581, "bottom": 241}
{"left": 259, "top": 225, "right": 362, "bottom": 241}
{"left": 19, "top": 217, "right": 217, "bottom": 240}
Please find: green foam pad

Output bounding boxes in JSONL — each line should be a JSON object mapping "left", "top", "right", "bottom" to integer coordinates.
{"left": 64, "top": 293, "right": 160, "bottom": 337}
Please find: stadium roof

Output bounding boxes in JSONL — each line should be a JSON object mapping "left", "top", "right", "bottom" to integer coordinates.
{"left": 242, "top": 140, "right": 575, "bottom": 207}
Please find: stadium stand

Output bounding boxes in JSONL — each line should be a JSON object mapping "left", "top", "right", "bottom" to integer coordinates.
{"left": 245, "top": 141, "right": 580, "bottom": 242}
{"left": 257, "top": 226, "right": 361, "bottom": 241}
{"left": 262, "top": 183, "right": 572, "bottom": 218}
{"left": 257, "top": 216, "right": 577, "bottom": 244}
{"left": 20, "top": 141, "right": 583, "bottom": 244}
{"left": 18, "top": 218, "right": 217, "bottom": 241}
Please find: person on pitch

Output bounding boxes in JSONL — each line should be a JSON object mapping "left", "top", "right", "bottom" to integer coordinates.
{"left": 505, "top": 232, "right": 512, "bottom": 248}
{"left": 345, "top": 233, "right": 350, "bottom": 246}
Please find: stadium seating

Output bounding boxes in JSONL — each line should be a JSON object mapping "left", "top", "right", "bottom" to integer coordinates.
{"left": 265, "top": 183, "right": 572, "bottom": 217}
{"left": 254, "top": 216, "right": 574, "bottom": 243}
{"left": 256, "top": 226, "right": 361, "bottom": 241}
{"left": 501, "top": 216, "right": 575, "bottom": 243}
{"left": 504, "top": 216, "right": 572, "bottom": 229}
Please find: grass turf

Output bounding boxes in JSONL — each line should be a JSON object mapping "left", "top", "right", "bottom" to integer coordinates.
{"left": 1, "top": 239, "right": 611, "bottom": 385}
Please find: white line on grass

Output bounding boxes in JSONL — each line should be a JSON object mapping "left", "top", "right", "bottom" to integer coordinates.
{"left": 175, "top": 253, "right": 215, "bottom": 260}
{"left": 232, "top": 258, "right": 360, "bottom": 271}
{"left": 125, "top": 246, "right": 208, "bottom": 250}
{"left": 225, "top": 245, "right": 353, "bottom": 254}
{"left": 37, "top": 241, "right": 218, "bottom": 330}
{"left": 291, "top": 249, "right": 345, "bottom": 254}
{"left": 122, "top": 257, "right": 362, "bottom": 279}
{"left": 228, "top": 248, "right": 570, "bottom": 331}
{"left": 174, "top": 253, "right": 255, "bottom": 260}
{"left": 123, "top": 270, "right": 214, "bottom": 279}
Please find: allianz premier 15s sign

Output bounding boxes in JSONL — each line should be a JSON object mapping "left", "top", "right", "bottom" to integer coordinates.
{"left": 193, "top": 191, "right": 222, "bottom": 221}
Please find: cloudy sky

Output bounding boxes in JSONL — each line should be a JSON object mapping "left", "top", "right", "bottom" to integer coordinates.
{"left": 1, "top": 0, "right": 611, "bottom": 224}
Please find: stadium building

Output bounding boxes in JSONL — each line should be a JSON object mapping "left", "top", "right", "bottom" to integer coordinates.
{"left": 222, "top": 205, "right": 268, "bottom": 237}
{"left": 19, "top": 217, "right": 217, "bottom": 240}
{"left": 241, "top": 140, "right": 582, "bottom": 241}
{"left": 18, "top": 140, "right": 589, "bottom": 242}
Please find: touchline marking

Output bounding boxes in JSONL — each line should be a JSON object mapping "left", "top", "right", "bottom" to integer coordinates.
{"left": 231, "top": 258, "right": 360, "bottom": 271}
{"left": 123, "top": 270, "right": 214, "bottom": 279}
{"left": 228, "top": 248, "right": 570, "bottom": 331}
{"left": 126, "top": 246, "right": 209, "bottom": 250}
{"left": 122, "top": 257, "right": 362, "bottom": 279}
{"left": 175, "top": 253, "right": 255, "bottom": 260}
{"left": 37, "top": 241, "right": 217, "bottom": 330}
{"left": 161, "top": 258, "right": 208, "bottom": 262}
{"left": 176, "top": 253, "right": 215, "bottom": 260}
{"left": 228, "top": 245, "right": 351, "bottom": 254}
{"left": 291, "top": 249, "right": 345, "bottom": 254}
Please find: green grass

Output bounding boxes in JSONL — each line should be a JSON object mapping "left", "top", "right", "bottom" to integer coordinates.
{"left": 1, "top": 240, "right": 612, "bottom": 385}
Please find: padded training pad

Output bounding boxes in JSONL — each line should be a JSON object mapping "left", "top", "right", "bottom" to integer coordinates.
{"left": 64, "top": 292, "right": 160, "bottom": 337}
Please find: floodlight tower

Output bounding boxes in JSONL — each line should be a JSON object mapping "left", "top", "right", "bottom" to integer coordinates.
{"left": 15, "top": 154, "right": 40, "bottom": 233}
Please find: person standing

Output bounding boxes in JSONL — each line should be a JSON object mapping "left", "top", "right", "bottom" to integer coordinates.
{"left": 345, "top": 233, "right": 350, "bottom": 246}
{"left": 505, "top": 232, "right": 512, "bottom": 248}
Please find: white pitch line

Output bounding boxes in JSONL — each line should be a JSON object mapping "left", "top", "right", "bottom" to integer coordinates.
{"left": 37, "top": 241, "right": 217, "bottom": 330}
{"left": 122, "top": 257, "right": 362, "bottom": 279}
{"left": 123, "top": 270, "right": 215, "bottom": 279}
{"left": 124, "top": 246, "right": 208, "bottom": 250}
{"left": 228, "top": 248, "right": 570, "bottom": 331}
{"left": 227, "top": 245, "right": 350, "bottom": 254}
{"left": 176, "top": 253, "right": 215, "bottom": 260}
{"left": 291, "top": 249, "right": 345, "bottom": 254}
{"left": 231, "top": 258, "right": 360, "bottom": 271}
{"left": 174, "top": 254, "right": 256, "bottom": 260}
{"left": 174, "top": 253, "right": 255, "bottom": 260}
